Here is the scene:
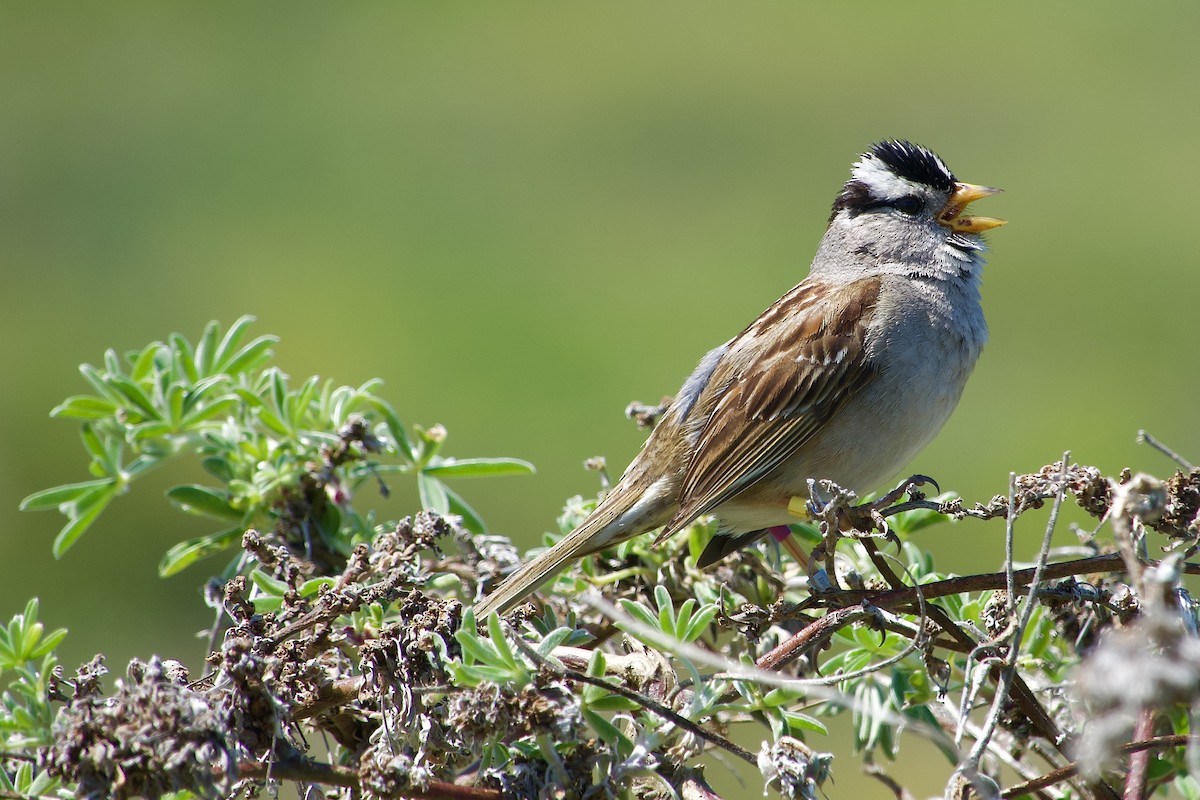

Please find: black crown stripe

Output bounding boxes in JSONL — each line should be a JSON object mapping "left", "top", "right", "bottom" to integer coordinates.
{"left": 868, "top": 140, "right": 956, "bottom": 193}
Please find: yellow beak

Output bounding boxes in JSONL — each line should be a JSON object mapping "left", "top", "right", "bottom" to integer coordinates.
{"left": 937, "top": 182, "right": 1006, "bottom": 233}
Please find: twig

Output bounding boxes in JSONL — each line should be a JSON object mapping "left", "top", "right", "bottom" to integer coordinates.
{"left": 755, "top": 605, "right": 872, "bottom": 674}
{"left": 1137, "top": 430, "right": 1195, "bottom": 471}
{"left": 861, "top": 536, "right": 1064, "bottom": 780}
{"left": 1001, "top": 735, "right": 1192, "bottom": 799}
{"left": 505, "top": 624, "right": 758, "bottom": 766}
{"left": 954, "top": 453, "right": 1070, "bottom": 797}
{"left": 931, "top": 699, "right": 1061, "bottom": 800}
{"left": 864, "top": 761, "right": 915, "bottom": 800}
{"left": 859, "top": 538, "right": 1067, "bottom": 768}
{"left": 790, "top": 553, "right": 1200, "bottom": 616}
{"left": 1005, "top": 471, "right": 1018, "bottom": 614}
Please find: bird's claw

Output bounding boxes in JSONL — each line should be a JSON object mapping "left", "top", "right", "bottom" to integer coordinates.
{"left": 806, "top": 474, "right": 942, "bottom": 536}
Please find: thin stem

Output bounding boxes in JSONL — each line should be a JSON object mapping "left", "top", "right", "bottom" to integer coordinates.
{"left": 506, "top": 623, "right": 757, "bottom": 766}
{"left": 957, "top": 453, "right": 1070, "bottom": 791}
{"left": 1137, "top": 430, "right": 1195, "bottom": 471}
{"left": 1124, "top": 709, "right": 1156, "bottom": 800}
{"left": 1001, "top": 735, "right": 1192, "bottom": 799}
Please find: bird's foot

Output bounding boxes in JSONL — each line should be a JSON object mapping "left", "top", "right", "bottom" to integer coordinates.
{"left": 845, "top": 474, "right": 941, "bottom": 536}
{"left": 790, "top": 476, "right": 940, "bottom": 591}
{"left": 799, "top": 474, "right": 940, "bottom": 538}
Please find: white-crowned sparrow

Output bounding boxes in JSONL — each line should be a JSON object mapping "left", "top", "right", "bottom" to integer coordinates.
{"left": 476, "top": 140, "right": 1004, "bottom": 618}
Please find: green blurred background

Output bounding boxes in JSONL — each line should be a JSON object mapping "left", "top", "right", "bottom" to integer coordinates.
{"left": 3, "top": 3, "right": 1198, "bottom": 795}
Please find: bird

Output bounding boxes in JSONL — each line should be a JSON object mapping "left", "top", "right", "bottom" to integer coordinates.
{"left": 475, "top": 140, "right": 1004, "bottom": 618}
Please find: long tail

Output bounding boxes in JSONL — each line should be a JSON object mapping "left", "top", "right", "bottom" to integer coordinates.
{"left": 474, "top": 487, "right": 649, "bottom": 618}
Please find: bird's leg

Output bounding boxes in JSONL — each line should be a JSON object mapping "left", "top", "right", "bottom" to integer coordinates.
{"left": 800, "top": 479, "right": 861, "bottom": 590}
{"left": 767, "top": 525, "right": 810, "bottom": 571}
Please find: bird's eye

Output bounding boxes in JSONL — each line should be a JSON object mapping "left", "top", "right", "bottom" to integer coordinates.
{"left": 891, "top": 195, "right": 924, "bottom": 215}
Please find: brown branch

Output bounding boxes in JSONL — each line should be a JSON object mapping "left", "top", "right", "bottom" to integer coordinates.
{"left": 858, "top": 540, "right": 1067, "bottom": 764}
{"left": 797, "top": 553, "right": 1200, "bottom": 616}
{"left": 1001, "top": 735, "right": 1192, "bottom": 799}
{"left": 239, "top": 758, "right": 359, "bottom": 788}
{"left": 756, "top": 605, "right": 871, "bottom": 673}
{"left": 1124, "top": 709, "right": 1156, "bottom": 800}
{"left": 291, "top": 676, "right": 364, "bottom": 720}
{"left": 238, "top": 758, "right": 504, "bottom": 798}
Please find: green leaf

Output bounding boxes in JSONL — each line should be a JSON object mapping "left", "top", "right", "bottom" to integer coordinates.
{"left": 889, "top": 504, "right": 953, "bottom": 535}
{"left": 269, "top": 370, "right": 289, "bottom": 423}
{"left": 255, "top": 406, "right": 290, "bottom": 436}
{"left": 535, "top": 627, "right": 575, "bottom": 658}
{"left": 77, "top": 363, "right": 122, "bottom": 404}
{"left": 1174, "top": 775, "right": 1200, "bottom": 800}
{"left": 128, "top": 421, "right": 175, "bottom": 442}
{"left": 201, "top": 456, "right": 234, "bottom": 483}
{"left": 249, "top": 569, "right": 288, "bottom": 596}
{"left": 29, "top": 627, "right": 68, "bottom": 660}
{"left": 443, "top": 484, "right": 486, "bottom": 534}
{"left": 170, "top": 333, "right": 199, "bottom": 384}
{"left": 50, "top": 395, "right": 118, "bottom": 420}
{"left": 166, "top": 383, "right": 186, "bottom": 424}
{"left": 585, "top": 694, "right": 641, "bottom": 712}
{"left": 129, "top": 342, "right": 163, "bottom": 382}
{"left": 617, "top": 598, "right": 661, "bottom": 632}
{"left": 181, "top": 375, "right": 228, "bottom": 410}
{"left": 679, "top": 604, "right": 717, "bottom": 643}
{"left": 783, "top": 712, "right": 829, "bottom": 735}
{"left": 218, "top": 334, "right": 277, "bottom": 377}
{"left": 103, "top": 348, "right": 121, "bottom": 374}
{"left": 487, "top": 611, "right": 517, "bottom": 667}
{"left": 20, "top": 479, "right": 115, "bottom": 512}
{"left": 451, "top": 664, "right": 519, "bottom": 685}
{"left": 422, "top": 457, "right": 536, "bottom": 478}
{"left": 455, "top": 626, "right": 502, "bottom": 668}
{"left": 360, "top": 396, "right": 415, "bottom": 461}
{"left": 582, "top": 708, "right": 632, "bottom": 751}
{"left": 299, "top": 577, "right": 336, "bottom": 597}
{"left": 212, "top": 315, "right": 255, "bottom": 366}
{"left": 417, "top": 472, "right": 450, "bottom": 514}
{"left": 587, "top": 649, "right": 606, "bottom": 677}
{"left": 251, "top": 596, "right": 282, "bottom": 613}
{"left": 107, "top": 376, "right": 160, "bottom": 420}
{"left": 195, "top": 320, "right": 220, "bottom": 377}
{"left": 290, "top": 375, "right": 320, "bottom": 422}
{"left": 651, "top": 585, "right": 676, "bottom": 632}
{"left": 903, "top": 704, "right": 958, "bottom": 763}
{"left": 180, "top": 395, "right": 241, "bottom": 427}
{"left": 52, "top": 487, "right": 115, "bottom": 558}
{"left": 166, "top": 485, "right": 243, "bottom": 521}
{"left": 233, "top": 387, "right": 265, "bottom": 408}
{"left": 80, "top": 424, "right": 115, "bottom": 474}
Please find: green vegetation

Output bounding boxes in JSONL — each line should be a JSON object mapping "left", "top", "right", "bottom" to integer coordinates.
{"left": 5, "top": 323, "right": 1199, "bottom": 798}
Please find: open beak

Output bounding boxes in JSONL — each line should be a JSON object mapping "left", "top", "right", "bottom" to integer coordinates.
{"left": 937, "top": 182, "right": 1006, "bottom": 233}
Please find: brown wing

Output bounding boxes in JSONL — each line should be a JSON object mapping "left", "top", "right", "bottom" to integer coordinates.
{"left": 658, "top": 276, "right": 882, "bottom": 538}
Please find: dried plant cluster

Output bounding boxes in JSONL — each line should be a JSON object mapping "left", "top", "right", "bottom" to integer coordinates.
{"left": 4, "top": 321, "right": 1200, "bottom": 800}
{"left": 11, "top": 459, "right": 1199, "bottom": 800}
